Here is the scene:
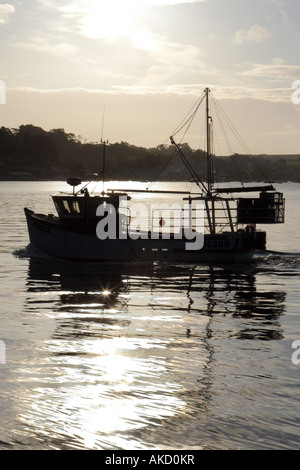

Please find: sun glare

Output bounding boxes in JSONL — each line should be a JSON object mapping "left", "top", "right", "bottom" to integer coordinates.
{"left": 81, "top": 0, "right": 140, "bottom": 42}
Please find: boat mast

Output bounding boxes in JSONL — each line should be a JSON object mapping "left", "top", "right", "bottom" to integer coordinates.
{"left": 205, "top": 87, "right": 213, "bottom": 195}
{"left": 205, "top": 87, "right": 216, "bottom": 234}
{"left": 101, "top": 139, "right": 106, "bottom": 193}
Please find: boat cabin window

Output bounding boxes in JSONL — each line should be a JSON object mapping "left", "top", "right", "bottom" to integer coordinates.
{"left": 62, "top": 199, "right": 81, "bottom": 215}
{"left": 70, "top": 200, "right": 80, "bottom": 214}
{"left": 63, "top": 200, "right": 71, "bottom": 214}
{"left": 52, "top": 193, "right": 130, "bottom": 220}
{"left": 53, "top": 196, "right": 84, "bottom": 218}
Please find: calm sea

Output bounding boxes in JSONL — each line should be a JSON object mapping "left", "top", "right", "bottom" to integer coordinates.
{"left": 0, "top": 181, "right": 300, "bottom": 450}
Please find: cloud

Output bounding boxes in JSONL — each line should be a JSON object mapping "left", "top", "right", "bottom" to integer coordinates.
{"left": 48, "top": 0, "right": 209, "bottom": 86}
{"left": 212, "top": 85, "right": 292, "bottom": 103}
{"left": 0, "top": 3, "right": 15, "bottom": 24}
{"left": 14, "top": 37, "right": 80, "bottom": 58}
{"left": 242, "top": 63, "right": 300, "bottom": 82}
{"left": 8, "top": 83, "right": 292, "bottom": 103}
{"left": 233, "top": 24, "right": 272, "bottom": 44}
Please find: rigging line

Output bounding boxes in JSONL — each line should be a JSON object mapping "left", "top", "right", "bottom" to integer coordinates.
{"left": 171, "top": 94, "right": 203, "bottom": 136}
{"left": 211, "top": 97, "right": 244, "bottom": 185}
{"left": 90, "top": 181, "right": 99, "bottom": 195}
{"left": 75, "top": 177, "right": 97, "bottom": 195}
{"left": 178, "top": 104, "right": 201, "bottom": 144}
{"left": 146, "top": 135, "right": 178, "bottom": 189}
{"left": 127, "top": 93, "right": 205, "bottom": 186}
{"left": 211, "top": 95, "right": 250, "bottom": 185}
{"left": 121, "top": 141, "right": 167, "bottom": 181}
{"left": 212, "top": 130, "right": 230, "bottom": 187}
{"left": 171, "top": 92, "right": 206, "bottom": 138}
{"left": 211, "top": 98, "right": 236, "bottom": 173}
{"left": 168, "top": 93, "right": 207, "bottom": 192}
{"left": 122, "top": 152, "right": 153, "bottom": 180}
{"left": 250, "top": 153, "right": 271, "bottom": 184}
{"left": 123, "top": 125, "right": 174, "bottom": 181}
{"left": 211, "top": 99, "right": 232, "bottom": 153}
{"left": 213, "top": 99, "right": 251, "bottom": 154}
{"left": 211, "top": 93, "right": 271, "bottom": 183}
{"left": 211, "top": 91, "right": 252, "bottom": 157}
{"left": 147, "top": 97, "right": 205, "bottom": 188}
{"left": 146, "top": 150, "right": 177, "bottom": 190}
{"left": 170, "top": 136, "right": 207, "bottom": 193}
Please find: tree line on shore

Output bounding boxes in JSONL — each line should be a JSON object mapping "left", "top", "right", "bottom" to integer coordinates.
{"left": 0, "top": 124, "right": 299, "bottom": 182}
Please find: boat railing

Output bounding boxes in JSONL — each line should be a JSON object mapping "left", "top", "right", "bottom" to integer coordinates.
{"left": 121, "top": 197, "right": 273, "bottom": 236}
{"left": 124, "top": 203, "right": 240, "bottom": 236}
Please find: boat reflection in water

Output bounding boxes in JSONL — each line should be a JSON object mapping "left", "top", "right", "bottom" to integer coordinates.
{"left": 18, "top": 254, "right": 286, "bottom": 449}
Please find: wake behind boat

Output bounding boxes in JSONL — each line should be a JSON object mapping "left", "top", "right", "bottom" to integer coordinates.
{"left": 24, "top": 88, "right": 285, "bottom": 263}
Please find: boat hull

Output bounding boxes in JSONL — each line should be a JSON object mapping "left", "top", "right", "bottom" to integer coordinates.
{"left": 24, "top": 208, "right": 256, "bottom": 263}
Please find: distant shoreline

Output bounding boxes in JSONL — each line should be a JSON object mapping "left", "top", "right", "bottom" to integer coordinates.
{"left": 0, "top": 176, "right": 299, "bottom": 183}
{"left": 1, "top": 125, "right": 299, "bottom": 183}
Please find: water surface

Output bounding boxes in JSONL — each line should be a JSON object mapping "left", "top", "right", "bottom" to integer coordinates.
{"left": 0, "top": 181, "right": 300, "bottom": 450}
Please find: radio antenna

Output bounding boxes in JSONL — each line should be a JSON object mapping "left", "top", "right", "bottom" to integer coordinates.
{"left": 101, "top": 103, "right": 105, "bottom": 142}
{"left": 100, "top": 104, "right": 108, "bottom": 194}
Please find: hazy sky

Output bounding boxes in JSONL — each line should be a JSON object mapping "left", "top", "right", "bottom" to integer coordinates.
{"left": 1, "top": 0, "right": 300, "bottom": 154}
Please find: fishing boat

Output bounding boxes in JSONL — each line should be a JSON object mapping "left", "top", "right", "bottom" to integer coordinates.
{"left": 24, "top": 88, "right": 285, "bottom": 263}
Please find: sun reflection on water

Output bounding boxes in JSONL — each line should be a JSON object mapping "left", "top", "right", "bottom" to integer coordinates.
{"left": 17, "top": 334, "right": 186, "bottom": 449}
